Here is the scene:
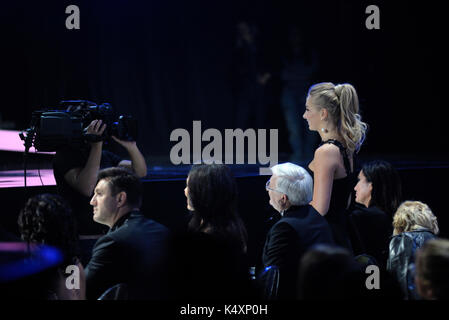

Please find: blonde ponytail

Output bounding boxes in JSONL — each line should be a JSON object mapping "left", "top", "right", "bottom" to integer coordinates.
{"left": 335, "top": 84, "right": 368, "bottom": 153}
{"left": 308, "top": 82, "right": 368, "bottom": 154}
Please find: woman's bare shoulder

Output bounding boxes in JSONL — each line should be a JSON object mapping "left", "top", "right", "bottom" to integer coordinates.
{"left": 314, "top": 143, "right": 341, "bottom": 159}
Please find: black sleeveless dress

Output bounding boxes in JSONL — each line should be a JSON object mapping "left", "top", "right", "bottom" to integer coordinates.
{"left": 307, "top": 139, "right": 355, "bottom": 253}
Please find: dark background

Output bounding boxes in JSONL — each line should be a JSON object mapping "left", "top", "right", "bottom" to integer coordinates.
{"left": 0, "top": 0, "right": 446, "bottom": 161}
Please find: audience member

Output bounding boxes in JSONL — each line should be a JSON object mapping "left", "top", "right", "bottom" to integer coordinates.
{"left": 17, "top": 193, "right": 85, "bottom": 300}
{"left": 297, "top": 244, "right": 364, "bottom": 299}
{"left": 263, "top": 162, "right": 334, "bottom": 299}
{"left": 350, "top": 160, "right": 402, "bottom": 268}
{"left": 415, "top": 238, "right": 449, "bottom": 300}
{"left": 387, "top": 201, "right": 439, "bottom": 299}
{"left": 85, "top": 167, "right": 170, "bottom": 299}
{"left": 303, "top": 82, "right": 368, "bottom": 252}
{"left": 171, "top": 163, "right": 253, "bottom": 300}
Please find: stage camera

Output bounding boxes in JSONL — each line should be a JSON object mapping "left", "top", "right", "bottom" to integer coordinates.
{"left": 19, "top": 100, "right": 138, "bottom": 152}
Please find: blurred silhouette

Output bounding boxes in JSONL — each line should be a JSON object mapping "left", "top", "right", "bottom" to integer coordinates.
{"left": 280, "top": 25, "right": 319, "bottom": 162}
{"left": 415, "top": 238, "right": 449, "bottom": 300}
{"left": 297, "top": 244, "right": 364, "bottom": 299}
{"left": 16, "top": 193, "right": 85, "bottom": 299}
{"left": 231, "top": 20, "right": 272, "bottom": 130}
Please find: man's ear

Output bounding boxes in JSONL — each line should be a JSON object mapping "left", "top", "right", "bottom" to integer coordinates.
{"left": 116, "top": 191, "right": 127, "bottom": 208}
{"left": 281, "top": 194, "right": 289, "bottom": 205}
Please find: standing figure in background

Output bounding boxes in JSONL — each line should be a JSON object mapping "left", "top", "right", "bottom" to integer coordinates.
{"left": 280, "top": 25, "right": 318, "bottom": 163}
{"left": 303, "top": 82, "right": 368, "bottom": 252}
{"left": 231, "top": 20, "right": 271, "bottom": 130}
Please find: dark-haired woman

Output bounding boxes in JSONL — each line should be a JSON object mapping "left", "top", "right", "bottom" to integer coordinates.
{"left": 171, "top": 164, "right": 254, "bottom": 299}
{"left": 184, "top": 164, "right": 248, "bottom": 252}
{"left": 350, "top": 160, "right": 403, "bottom": 268}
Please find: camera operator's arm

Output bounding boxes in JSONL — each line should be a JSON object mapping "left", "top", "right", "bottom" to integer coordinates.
{"left": 112, "top": 136, "right": 148, "bottom": 178}
{"left": 64, "top": 120, "right": 106, "bottom": 197}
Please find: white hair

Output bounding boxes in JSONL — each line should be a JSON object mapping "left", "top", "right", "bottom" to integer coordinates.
{"left": 270, "top": 162, "right": 313, "bottom": 206}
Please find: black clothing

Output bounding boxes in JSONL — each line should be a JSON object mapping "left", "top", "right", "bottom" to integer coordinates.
{"left": 307, "top": 139, "right": 355, "bottom": 252}
{"left": 262, "top": 205, "right": 335, "bottom": 299}
{"left": 53, "top": 143, "right": 122, "bottom": 235}
{"left": 387, "top": 228, "right": 436, "bottom": 300}
{"left": 85, "top": 210, "right": 170, "bottom": 300}
{"left": 349, "top": 204, "right": 392, "bottom": 269}
{"left": 169, "top": 231, "right": 255, "bottom": 300}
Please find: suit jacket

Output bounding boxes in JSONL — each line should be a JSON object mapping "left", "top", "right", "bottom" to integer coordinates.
{"left": 262, "top": 205, "right": 335, "bottom": 299}
{"left": 85, "top": 210, "right": 170, "bottom": 299}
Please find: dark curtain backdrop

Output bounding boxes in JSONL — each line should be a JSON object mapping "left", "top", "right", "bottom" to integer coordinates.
{"left": 0, "top": 0, "right": 446, "bottom": 159}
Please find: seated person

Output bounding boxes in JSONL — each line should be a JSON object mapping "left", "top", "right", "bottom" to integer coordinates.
{"left": 263, "top": 162, "right": 335, "bottom": 299}
{"left": 53, "top": 119, "right": 147, "bottom": 236}
{"left": 85, "top": 167, "right": 170, "bottom": 300}
{"left": 350, "top": 160, "right": 402, "bottom": 269}
{"left": 298, "top": 244, "right": 364, "bottom": 300}
{"left": 170, "top": 163, "right": 254, "bottom": 300}
{"left": 17, "top": 193, "right": 85, "bottom": 300}
{"left": 415, "top": 238, "right": 449, "bottom": 300}
{"left": 387, "top": 201, "right": 439, "bottom": 300}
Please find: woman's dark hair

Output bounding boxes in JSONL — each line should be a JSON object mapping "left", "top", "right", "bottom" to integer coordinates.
{"left": 361, "top": 160, "right": 402, "bottom": 216}
{"left": 18, "top": 193, "right": 80, "bottom": 268}
{"left": 186, "top": 164, "right": 247, "bottom": 253}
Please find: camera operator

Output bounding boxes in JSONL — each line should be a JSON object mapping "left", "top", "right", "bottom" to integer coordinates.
{"left": 52, "top": 118, "right": 147, "bottom": 243}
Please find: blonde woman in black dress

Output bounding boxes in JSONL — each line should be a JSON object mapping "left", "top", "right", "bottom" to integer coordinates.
{"left": 303, "top": 82, "right": 368, "bottom": 251}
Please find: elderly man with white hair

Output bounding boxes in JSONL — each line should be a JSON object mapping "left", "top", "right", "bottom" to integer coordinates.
{"left": 262, "top": 162, "right": 334, "bottom": 299}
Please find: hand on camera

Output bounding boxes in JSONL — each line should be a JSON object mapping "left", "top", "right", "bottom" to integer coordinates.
{"left": 86, "top": 120, "right": 106, "bottom": 136}
{"left": 86, "top": 120, "right": 106, "bottom": 145}
{"left": 112, "top": 136, "right": 137, "bottom": 150}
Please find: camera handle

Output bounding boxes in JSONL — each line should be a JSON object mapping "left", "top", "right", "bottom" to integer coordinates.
{"left": 18, "top": 127, "right": 36, "bottom": 194}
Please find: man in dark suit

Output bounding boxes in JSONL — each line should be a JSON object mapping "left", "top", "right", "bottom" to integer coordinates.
{"left": 262, "top": 162, "right": 335, "bottom": 299}
{"left": 85, "top": 167, "right": 170, "bottom": 299}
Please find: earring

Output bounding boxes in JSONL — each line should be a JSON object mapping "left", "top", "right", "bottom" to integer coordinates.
{"left": 321, "top": 128, "right": 328, "bottom": 133}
